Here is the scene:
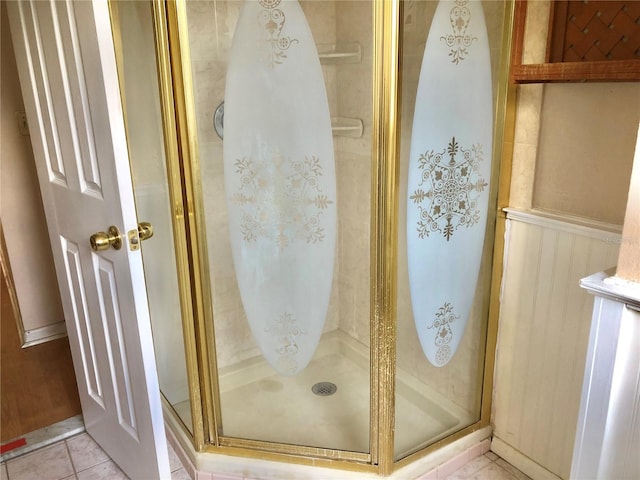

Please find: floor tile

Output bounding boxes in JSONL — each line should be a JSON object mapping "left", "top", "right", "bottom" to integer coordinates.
{"left": 66, "top": 433, "right": 110, "bottom": 472}
{"left": 75, "top": 460, "right": 128, "bottom": 480}
{"left": 462, "top": 462, "right": 519, "bottom": 480}
{"left": 495, "top": 458, "right": 532, "bottom": 480}
{"left": 444, "top": 455, "right": 493, "bottom": 479}
{"left": 171, "top": 467, "right": 192, "bottom": 480}
{"left": 6, "top": 443, "right": 74, "bottom": 480}
{"left": 2, "top": 426, "right": 536, "bottom": 480}
{"left": 483, "top": 451, "right": 499, "bottom": 461}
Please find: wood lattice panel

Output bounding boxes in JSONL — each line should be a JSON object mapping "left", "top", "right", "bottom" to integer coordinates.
{"left": 549, "top": 1, "right": 640, "bottom": 62}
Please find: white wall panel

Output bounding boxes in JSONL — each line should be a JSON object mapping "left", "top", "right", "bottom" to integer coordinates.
{"left": 492, "top": 209, "right": 620, "bottom": 479}
{"left": 572, "top": 273, "right": 640, "bottom": 480}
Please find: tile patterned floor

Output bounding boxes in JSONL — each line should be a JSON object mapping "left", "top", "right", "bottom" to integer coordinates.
{"left": 443, "top": 451, "right": 532, "bottom": 480}
{"left": 0, "top": 434, "right": 530, "bottom": 480}
{"left": 0, "top": 432, "right": 189, "bottom": 480}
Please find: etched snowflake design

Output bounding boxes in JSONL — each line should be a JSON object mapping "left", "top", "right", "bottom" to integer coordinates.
{"left": 265, "top": 312, "right": 307, "bottom": 374}
{"left": 427, "top": 302, "right": 460, "bottom": 366}
{"left": 257, "top": 0, "right": 299, "bottom": 67}
{"left": 410, "top": 137, "right": 487, "bottom": 242}
{"left": 440, "top": 0, "right": 477, "bottom": 64}
{"left": 231, "top": 152, "right": 333, "bottom": 249}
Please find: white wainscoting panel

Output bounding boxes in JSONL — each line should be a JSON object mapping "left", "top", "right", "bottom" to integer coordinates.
{"left": 492, "top": 209, "right": 621, "bottom": 479}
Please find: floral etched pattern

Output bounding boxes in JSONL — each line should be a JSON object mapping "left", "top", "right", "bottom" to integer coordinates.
{"left": 265, "top": 312, "right": 307, "bottom": 374}
{"left": 231, "top": 152, "right": 333, "bottom": 249}
{"left": 257, "top": 0, "right": 298, "bottom": 67}
{"left": 440, "top": 0, "right": 477, "bottom": 64}
{"left": 410, "top": 137, "right": 487, "bottom": 242}
{"left": 427, "top": 302, "right": 460, "bottom": 366}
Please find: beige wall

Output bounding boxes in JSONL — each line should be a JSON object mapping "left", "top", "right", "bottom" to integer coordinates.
{"left": 510, "top": 82, "right": 638, "bottom": 222}
{"left": 1, "top": 2, "right": 64, "bottom": 343}
{"left": 509, "top": 3, "right": 639, "bottom": 227}
{"left": 533, "top": 83, "right": 639, "bottom": 224}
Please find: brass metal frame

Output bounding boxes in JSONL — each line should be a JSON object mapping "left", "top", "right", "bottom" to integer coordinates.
{"left": 155, "top": 0, "right": 221, "bottom": 449}
{"left": 481, "top": 0, "right": 518, "bottom": 429}
{"left": 150, "top": 0, "right": 214, "bottom": 449}
{"left": 142, "top": 0, "right": 518, "bottom": 476}
{"left": 371, "top": 0, "right": 402, "bottom": 474}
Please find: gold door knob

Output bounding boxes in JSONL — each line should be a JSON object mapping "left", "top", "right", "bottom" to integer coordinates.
{"left": 137, "top": 222, "right": 153, "bottom": 241}
{"left": 90, "top": 226, "right": 122, "bottom": 251}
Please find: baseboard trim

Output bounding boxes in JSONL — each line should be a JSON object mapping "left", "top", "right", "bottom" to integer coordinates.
{"left": 491, "top": 436, "right": 562, "bottom": 480}
{"left": 22, "top": 321, "right": 67, "bottom": 348}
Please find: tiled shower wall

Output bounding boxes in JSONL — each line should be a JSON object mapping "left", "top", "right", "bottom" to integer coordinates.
{"left": 333, "top": 1, "right": 373, "bottom": 351}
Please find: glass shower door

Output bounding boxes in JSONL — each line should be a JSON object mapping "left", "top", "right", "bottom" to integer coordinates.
{"left": 182, "top": 0, "right": 374, "bottom": 454}
{"left": 395, "top": 0, "right": 511, "bottom": 459}
{"left": 111, "top": 1, "right": 193, "bottom": 433}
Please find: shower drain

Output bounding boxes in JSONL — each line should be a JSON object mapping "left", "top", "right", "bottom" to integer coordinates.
{"left": 311, "top": 382, "right": 337, "bottom": 396}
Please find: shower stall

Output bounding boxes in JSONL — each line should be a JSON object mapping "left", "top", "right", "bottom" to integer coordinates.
{"left": 112, "top": 0, "right": 514, "bottom": 475}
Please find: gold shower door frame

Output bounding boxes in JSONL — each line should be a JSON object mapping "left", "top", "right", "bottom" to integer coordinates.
{"left": 147, "top": 0, "right": 516, "bottom": 475}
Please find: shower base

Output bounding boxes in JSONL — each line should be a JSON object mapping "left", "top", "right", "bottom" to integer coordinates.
{"left": 191, "top": 330, "right": 476, "bottom": 457}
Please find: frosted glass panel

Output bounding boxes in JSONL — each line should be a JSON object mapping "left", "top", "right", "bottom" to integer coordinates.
{"left": 396, "top": 0, "right": 507, "bottom": 459}
{"left": 223, "top": 0, "right": 337, "bottom": 376}
{"left": 406, "top": 0, "right": 492, "bottom": 367}
{"left": 186, "top": 0, "right": 372, "bottom": 452}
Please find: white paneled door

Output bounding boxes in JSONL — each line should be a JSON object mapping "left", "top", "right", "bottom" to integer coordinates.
{"left": 7, "top": 1, "right": 170, "bottom": 478}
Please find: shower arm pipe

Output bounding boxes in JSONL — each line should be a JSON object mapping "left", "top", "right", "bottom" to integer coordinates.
{"left": 371, "top": 0, "right": 402, "bottom": 474}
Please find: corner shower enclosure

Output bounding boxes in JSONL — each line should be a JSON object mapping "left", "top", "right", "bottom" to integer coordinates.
{"left": 113, "top": 0, "right": 514, "bottom": 475}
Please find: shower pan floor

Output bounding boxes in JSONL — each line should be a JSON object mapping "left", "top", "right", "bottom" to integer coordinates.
{"left": 211, "top": 331, "right": 474, "bottom": 457}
